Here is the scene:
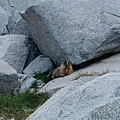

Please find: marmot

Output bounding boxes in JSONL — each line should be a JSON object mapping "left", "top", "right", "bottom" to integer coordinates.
{"left": 47, "top": 60, "right": 73, "bottom": 79}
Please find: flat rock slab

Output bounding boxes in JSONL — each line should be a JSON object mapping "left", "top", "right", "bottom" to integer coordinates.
{"left": 23, "top": 55, "right": 53, "bottom": 76}
{"left": 0, "top": 59, "right": 20, "bottom": 93}
{"left": 22, "top": 0, "right": 120, "bottom": 65}
{"left": 39, "top": 76, "right": 96, "bottom": 97}
{"left": 0, "top": 34, "right": 29, "bottom": 73}
{"left": 26, "top": 73, "right": 120, "bottom": 120}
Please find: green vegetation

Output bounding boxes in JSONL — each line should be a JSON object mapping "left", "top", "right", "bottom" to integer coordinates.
{"left": 30, "top": 80, "right": 38, "bottom": 88}
{"left": 0, "top": 72, "right": 51, "bottom": 119}
{"left": 34, "top": 72, "right": 51, "bottom": 83}
{"left": 0, "top": 91, "right": 49, "bottom": 120}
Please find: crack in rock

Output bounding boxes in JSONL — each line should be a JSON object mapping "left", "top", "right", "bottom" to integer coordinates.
{"left": 104, "top": 11, "right": 120, "bottom": 18}
{"left": 7, "top": 0, "right": 14, "bottom": 8}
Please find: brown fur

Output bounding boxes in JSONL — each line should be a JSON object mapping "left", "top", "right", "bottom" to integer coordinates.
{"left": 47, "top": 60, "right": 73, "bottom": 79}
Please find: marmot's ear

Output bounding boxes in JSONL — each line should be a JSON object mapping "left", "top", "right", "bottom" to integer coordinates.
{"left": 62, "top": 58, "right": 67, "bottom": 65}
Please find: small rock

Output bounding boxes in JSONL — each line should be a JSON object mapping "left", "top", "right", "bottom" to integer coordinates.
{"left": 37, "top": 80, "right": 43, "bottom": 86}
{"left": 10, "top": 118, "right": 15, "bottom": 120}
{"left": 18, "top": 73, "right": 28, "bottom": 83}
{"left": 29, "top": 88, "right": 35, "bottom": 93}
{"left": 37, "top": 83, "right": 45, "bottom": 89}
{"left": 23, "top": 55, "right": 54, "bottom": 76}
{"left": 19, "top": 77, "right": 36, "bottom": 93}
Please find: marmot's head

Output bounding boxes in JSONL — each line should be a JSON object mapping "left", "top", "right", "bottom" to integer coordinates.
{"left": 62, "top": 59, "right": 71, "bottom": 66}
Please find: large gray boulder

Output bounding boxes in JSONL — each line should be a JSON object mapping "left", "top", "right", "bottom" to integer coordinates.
{"left": 22, "top": 0, "right": 120, "bottom": 65}
{"left": 0, "top": 6, "right": 10, "bottom": 35}
{"left": 23, "top": 55, "right": 53, "bottom": 76}
{"left": 0, "top": 59, "right": 20, "bottom": 94}
{"left": 0, "top": 34, "right": 29, "bottom": 73}
{"left": 26, "top": 73, "right": 120, "bottom": 120}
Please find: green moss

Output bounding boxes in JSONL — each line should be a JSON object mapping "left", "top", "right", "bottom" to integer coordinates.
{"left": 30, "top": 80, "right": 37, "bottom": 88}
{"left": 34, "top": 72, "right": 51, "bottom": 83}
{"left": 0, "top": 91, "right": 49, "bottom": 120}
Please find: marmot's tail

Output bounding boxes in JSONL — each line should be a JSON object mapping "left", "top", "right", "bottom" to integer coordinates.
{"left": 47, "top": 69, "right": 54, "bottom": 78}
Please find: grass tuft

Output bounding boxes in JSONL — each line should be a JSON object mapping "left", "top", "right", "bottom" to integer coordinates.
{"left": 0, "top": 91, "right": 49, "bottom": 120}
{"left": 34, "top": 72, "right": 51, "bottom": 83}
{"left": 30, "top": 80, "right": 38, "bottom": 88}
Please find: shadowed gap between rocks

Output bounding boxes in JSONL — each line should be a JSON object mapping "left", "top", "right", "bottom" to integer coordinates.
{"left": 73, "top": 51, "right": 120, "bottom": 70}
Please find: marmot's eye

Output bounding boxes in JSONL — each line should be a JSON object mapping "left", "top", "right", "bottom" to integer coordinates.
{"left": 67, "top": 60, "right": 70, "bottom": 64}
